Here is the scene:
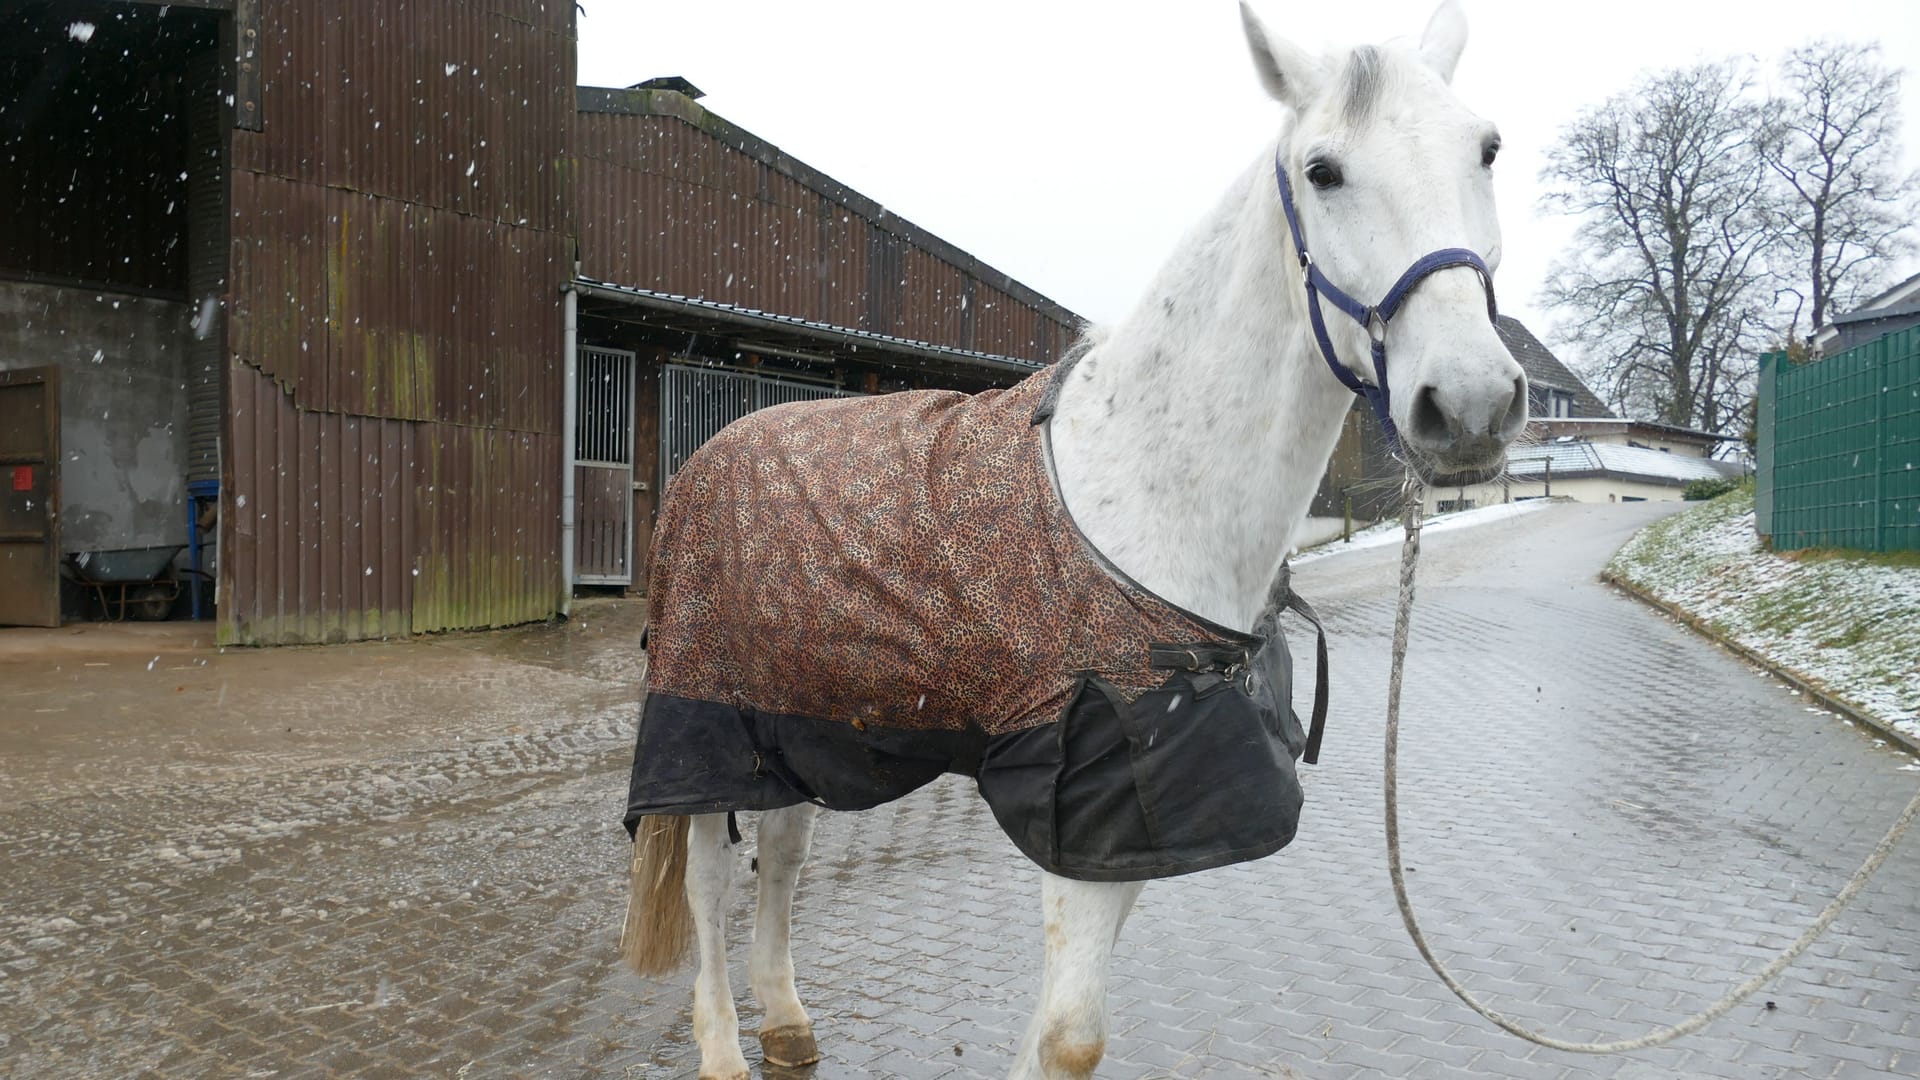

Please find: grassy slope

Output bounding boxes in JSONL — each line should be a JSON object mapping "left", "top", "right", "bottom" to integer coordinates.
{"left": 1607, "top": 485, "right": 1920, "bottom": 741}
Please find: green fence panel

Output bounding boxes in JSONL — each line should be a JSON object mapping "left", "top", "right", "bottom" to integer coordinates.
{"left": 1884, "top": 329, "right": 1920, "bottom": 552}
{"left": 1763, "top": 326, "right": 1920, "bottom": 552}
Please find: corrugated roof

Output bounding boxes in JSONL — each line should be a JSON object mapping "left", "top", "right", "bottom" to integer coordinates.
{"left": 1496, "top": 316, "right": 1612, "bottom": 418}
{"left": 575, "top": 86, "right": 1080, "bottom": 333}
{"left": 1504, "top": 441, "right": 1745, "bottom": 485}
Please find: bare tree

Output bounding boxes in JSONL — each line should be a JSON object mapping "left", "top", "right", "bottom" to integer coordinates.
{"left": 1762, "top": 41, "right": 1917, "bottom": 336}
{"left": 1540, "top": 61, "right": 1779, "bottom": 433}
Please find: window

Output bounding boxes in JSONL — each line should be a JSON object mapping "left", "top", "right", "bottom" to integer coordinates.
{"left": 1437, "top": 498, "right": 1476, "bottom": 513}
{"left": 1548, "top": 389, "right": 1575, "bottom": 418}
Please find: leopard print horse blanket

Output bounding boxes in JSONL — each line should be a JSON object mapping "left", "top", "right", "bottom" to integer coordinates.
{"left": 624, "top": 362, "right": 1321, "bottom": 881}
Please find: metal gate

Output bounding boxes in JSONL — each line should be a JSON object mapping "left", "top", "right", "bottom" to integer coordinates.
{"left": 573, "top": 346, "right": 637, "bottom": 584}
{"left": 660, "top": 363, "right": 860, "bottom": 492}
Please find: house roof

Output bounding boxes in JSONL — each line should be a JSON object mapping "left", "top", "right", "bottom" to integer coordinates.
{"left": 1495, "top": 316, "right": 1612, "bottom": 418}
{"left": 1854, "top": 269, "right": 1920, "bottom": 312}
{"left": 1810, "top": 269, "right": 1920, "bottom": 353}
{"left": 1503, "top": 441, "right": 1745, "bottom": 486}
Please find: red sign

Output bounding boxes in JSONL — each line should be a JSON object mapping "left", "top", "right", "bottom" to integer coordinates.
{"left": 12, "top": 465, "right": 31, "bottom": 492}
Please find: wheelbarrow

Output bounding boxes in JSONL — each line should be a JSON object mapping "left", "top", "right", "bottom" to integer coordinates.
{"left": 64, "top": 546, "right": 190, "bottom": 621}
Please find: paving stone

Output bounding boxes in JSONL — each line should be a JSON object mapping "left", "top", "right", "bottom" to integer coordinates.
{"left": 2, "top": 505, "right": 1917, "bottom": 1078}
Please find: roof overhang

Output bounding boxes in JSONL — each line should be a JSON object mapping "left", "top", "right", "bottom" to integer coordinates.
{"left": 566, "top": 278, "right": 1046, "bottom": 380}
{"left": 1529, "top": 417, "right": 1737, "bottom": 442}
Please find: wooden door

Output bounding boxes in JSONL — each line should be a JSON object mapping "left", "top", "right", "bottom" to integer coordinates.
{"left": 0, "top": 366, "right": 60, "bottom": 627}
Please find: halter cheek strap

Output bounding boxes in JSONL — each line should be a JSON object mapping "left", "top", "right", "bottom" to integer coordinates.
{"left": 1274, "top": 150, "right": 1499, "bottom": 448}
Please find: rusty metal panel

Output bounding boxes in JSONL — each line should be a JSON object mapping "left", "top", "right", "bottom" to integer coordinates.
{"left": 235, "top": 0, "right": 572, "bottom": 233}
{"left": 969, "top": 281, "right": 1062, "bottom": 362}
{"left": 219, "top": 0, "right": 588, "bottom": 646}
{"left": 222, "top": 361, "right": 561, "bottom": 644}
{"left": 228, "top": 0, "right": 572, "bottom": 427}
{"left": 228, "top": 173, "right": 565, "bottom": 431}
{"left": 407, "top": 422, "right": 563, "bottom": 635}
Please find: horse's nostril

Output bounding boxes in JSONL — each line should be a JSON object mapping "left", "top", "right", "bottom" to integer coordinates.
{"left": 1500, "top": 376, "right": 1528, "bottom": 438}
{"left": 1409, "top": 384, "right": 1452, "bottom": 447}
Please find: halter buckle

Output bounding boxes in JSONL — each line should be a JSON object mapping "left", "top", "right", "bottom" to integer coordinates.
{"left": 1366, "top": 309, "right": 1388, "bottom": 345}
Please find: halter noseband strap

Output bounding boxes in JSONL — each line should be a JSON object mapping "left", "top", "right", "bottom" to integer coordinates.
{"left": 1274, "top": 151, "right": 1499, "bottom": 448}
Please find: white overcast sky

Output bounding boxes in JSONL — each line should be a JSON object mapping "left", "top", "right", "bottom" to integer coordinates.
{"left": 575, "top": 1, "right": 1920, "bottom": 361}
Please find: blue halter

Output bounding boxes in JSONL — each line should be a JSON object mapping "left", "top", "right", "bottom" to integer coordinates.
{"left": 1273, "top": 150, "right": 1499, "bottom": 449}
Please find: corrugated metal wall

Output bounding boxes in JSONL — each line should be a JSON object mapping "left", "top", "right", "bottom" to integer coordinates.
{"left": 221, "top": 0, "right": 575, "bottom": 644}
{"left": 226, "top": 362, "right": 560, "bottom": 642}
{"left": 574, "top": 94, "right": 1080, "bottom": 366}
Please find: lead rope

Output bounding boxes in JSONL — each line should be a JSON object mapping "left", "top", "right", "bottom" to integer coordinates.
{"left": 1383, "top": 483, "right": 1920, "bottom": 1053}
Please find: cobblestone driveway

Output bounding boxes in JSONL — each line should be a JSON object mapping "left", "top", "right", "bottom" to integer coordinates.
{"left": 2, "top": 502, "right": 1916, "bottom": 1079}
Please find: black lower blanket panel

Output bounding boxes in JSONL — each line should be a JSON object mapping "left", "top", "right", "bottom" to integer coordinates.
{"left": 623, "top": 630, "right": 1306, "bottom": 883}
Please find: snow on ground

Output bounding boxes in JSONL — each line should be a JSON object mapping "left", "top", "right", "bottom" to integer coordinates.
{"left": 1608, "top": 489, "right": 1920, "bottom": 743}
{"left": 1293, "top": 498, "right": 1555, "bottom": 563}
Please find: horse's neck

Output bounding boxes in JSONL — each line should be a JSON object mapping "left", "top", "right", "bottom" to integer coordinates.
{"left": 1048, "top": 154, "right": 1353, "bottom": 633}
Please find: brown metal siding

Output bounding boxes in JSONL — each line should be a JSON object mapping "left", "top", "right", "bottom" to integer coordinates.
{"left": 221, "top": 0, "right": 574, "bottom": 644}
{"left": 234, "top": 0, "right": 572, "bottom": 234}
{"left": 226, "top": 361, "right": 561, "bottom": 643}
{"left": 228, "top": 170, "right": 567, "bottom": 430}
{"left": 575, "top": 110, "right": 1078, "bottom": 364}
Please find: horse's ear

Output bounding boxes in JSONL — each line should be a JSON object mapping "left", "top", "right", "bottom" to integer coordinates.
{"left": 1419, "top": 0, "right": 1468, "bottom": 84}
{"left": 1240, "top": 2, "right": 1323, "bottom": 110}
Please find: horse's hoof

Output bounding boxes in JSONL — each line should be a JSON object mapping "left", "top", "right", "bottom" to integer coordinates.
{"left": 759, "top": 1024, "right": 822, "bottom": 1068}
{"left": 697, "top": 1070, "right": 749, "bottom": 1080}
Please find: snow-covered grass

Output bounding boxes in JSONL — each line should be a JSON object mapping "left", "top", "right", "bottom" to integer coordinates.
{"left": 1607, "top": 484, "right": 1920, "bottom": 743}
{"left": 1294, "top": 499, "right": 1555, "bottom": 562}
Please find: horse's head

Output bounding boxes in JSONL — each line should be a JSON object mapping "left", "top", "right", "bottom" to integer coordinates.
{"left": 1243, "top": 0, "right": 1525, "bottom": 476}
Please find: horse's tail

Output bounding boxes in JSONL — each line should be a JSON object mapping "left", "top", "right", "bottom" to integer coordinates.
{"left": 619, "top": 815, "right": 693, "bottom": 976}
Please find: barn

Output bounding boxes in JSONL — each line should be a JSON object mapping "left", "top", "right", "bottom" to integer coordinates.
{"left": 0, "top": 1, "right": 1079, "bottom": 643}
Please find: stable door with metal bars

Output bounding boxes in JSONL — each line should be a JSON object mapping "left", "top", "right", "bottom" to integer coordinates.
{"left": 658, "top": 362, "right": 859, "bottom": 496}
{"left": 573, "top": 346, "right": 638, "bottom": 585}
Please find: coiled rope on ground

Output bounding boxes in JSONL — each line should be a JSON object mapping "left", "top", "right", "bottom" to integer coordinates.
{"left": 1382, "top": 488, "right": 1920, "bottom": 1054}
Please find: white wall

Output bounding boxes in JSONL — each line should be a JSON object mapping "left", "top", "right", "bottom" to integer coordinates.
{"left": 1424, "top": 475, "right": 1687, "bottom": 514}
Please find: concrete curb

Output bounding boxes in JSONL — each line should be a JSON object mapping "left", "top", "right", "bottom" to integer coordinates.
{"left": 1601, "top": 569, "right": 1920, "bottom": 760}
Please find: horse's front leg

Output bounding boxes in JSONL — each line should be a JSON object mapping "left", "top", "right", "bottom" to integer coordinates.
{"left": 686, "top": 813, "right": 750, "bottom": 1080}
{"left": 1010, "top": 874, "right": 1145, "bottom": 1080}
{"left": 750, "top": 803, "right": 821, "bottom": 1067}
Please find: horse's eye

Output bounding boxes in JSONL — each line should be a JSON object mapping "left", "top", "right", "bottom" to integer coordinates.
{"left": 1305, "top": 160, "right": 1343, "bottom": 190}
{"left": 1481, "top": 141, "right": 1500, "bottom": 168}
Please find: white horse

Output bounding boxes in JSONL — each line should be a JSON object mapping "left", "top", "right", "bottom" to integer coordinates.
{"left": 622, "top": 4, "right": 1526, "bottom": 1077}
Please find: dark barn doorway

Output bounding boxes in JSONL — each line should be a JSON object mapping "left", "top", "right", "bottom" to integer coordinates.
{"left": 0, "top": 1, "right": 228, "bottom": 624}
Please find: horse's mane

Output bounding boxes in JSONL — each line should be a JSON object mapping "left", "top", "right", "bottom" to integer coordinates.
{"left": 1061, "top": 325, "right": 1109, "bottom": 366}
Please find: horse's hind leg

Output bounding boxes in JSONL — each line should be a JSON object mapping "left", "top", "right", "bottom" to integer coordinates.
{"left": 1010, "top": 874, "right": 1144, "bottom": 1080}
{"left": 751, "top": 803, "right": 822, "bottom": 1067}
{"left": 686, "top": 813, "right": 751, "bottom": 1080}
